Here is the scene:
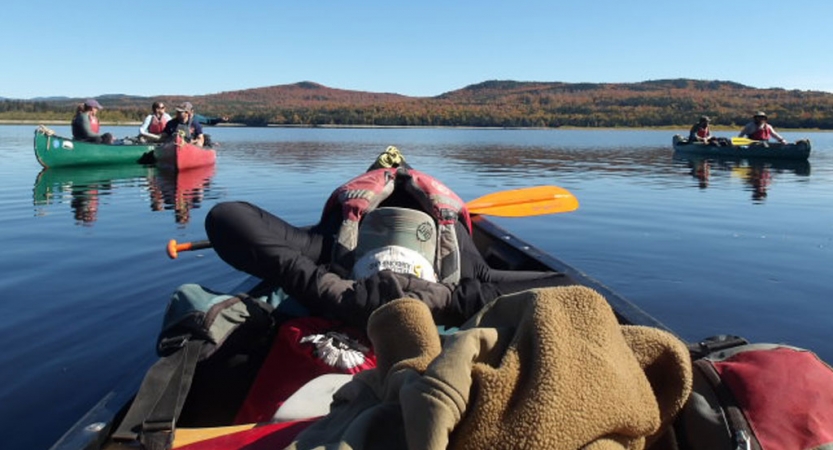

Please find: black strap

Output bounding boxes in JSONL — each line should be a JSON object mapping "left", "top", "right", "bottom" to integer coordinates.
{"left": 694, "top": 360, "right": 759, "bottom": 450}
{"left": 112, "top": 339, "right": 203, "bottom": 448}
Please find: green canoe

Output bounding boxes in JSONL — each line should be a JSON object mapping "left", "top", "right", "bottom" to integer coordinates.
{"left": 33, "top": 126, "right": 157, "bottom": 168}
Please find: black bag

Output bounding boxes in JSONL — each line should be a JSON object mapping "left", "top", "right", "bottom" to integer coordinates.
{"left": 112, "top": 283, "right": 294, "bottom": 449}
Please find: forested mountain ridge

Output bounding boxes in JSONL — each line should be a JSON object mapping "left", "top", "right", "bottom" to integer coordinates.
{"left": 4, "top": 79, "right": 833, "bottom": 129}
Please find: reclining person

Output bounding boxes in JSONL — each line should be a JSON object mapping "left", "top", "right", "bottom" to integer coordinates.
{"left": 205, "top": 158, "right": 575, "bottom": 328}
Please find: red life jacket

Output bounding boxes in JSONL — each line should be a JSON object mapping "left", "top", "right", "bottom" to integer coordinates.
{"left": 148, "top": 114, "right": 168, "bottom": 134}
{"left": 749, "top": 124, "right": 772, "bottom": 140}
{"left": 696, "top": 125, "right": 710, "bottom": 138}
{"left": 90, "top": 114, "right": 100, "bottom": 133}
{"left": 321, "top": 167, "right": 472, "bottom": 284}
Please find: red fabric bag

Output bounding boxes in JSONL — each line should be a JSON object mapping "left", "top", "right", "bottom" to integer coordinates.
{"left": 676, "top": 337, "right": 833, "bottom": 450}
{"left": 234, "top": 317, "right": 376, "bottom": 424}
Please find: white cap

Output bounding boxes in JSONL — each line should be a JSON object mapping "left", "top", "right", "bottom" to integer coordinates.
{"left": 351, "top": 245, "right": 438, "bottom": 282}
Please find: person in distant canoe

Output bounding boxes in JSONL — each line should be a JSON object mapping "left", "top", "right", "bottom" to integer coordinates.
{"left": 738, "top": 111, "right": 787, "bottom": 144}
{"left": 138, "top": 101, "right": 171, "bottom": 143}
{"left": 160, "top": 102, "right": 205, "bottom": 147}
{"left": 688, "top": 115, "right": 730, "bottom": 146}
{"left": 71, "top": 99, "right": 114, "bottom": 144}
{"left": 688, "top": 115, "right": 718, "bottom": 144}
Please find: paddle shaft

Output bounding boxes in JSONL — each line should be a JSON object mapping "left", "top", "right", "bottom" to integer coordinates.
{"left": 167, "top": 185, "right": 579, "bottom": 258}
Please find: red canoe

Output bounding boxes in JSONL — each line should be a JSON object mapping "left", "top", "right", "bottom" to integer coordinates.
{"left": 154, "top": 136, "right": 216, "bottom": 171}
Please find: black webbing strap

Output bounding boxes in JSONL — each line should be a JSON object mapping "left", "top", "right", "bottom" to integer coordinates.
{"left": 112, "top": 339, "right": 203, "bottom": 449}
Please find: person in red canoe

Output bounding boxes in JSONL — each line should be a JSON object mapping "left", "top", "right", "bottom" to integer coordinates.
{"left": 138, "top": 101, "right": 172, "bottom": 143}
{"left": 738, "top": 111, "right": 787, "bottom": 144}
{"left": 160, "top": 102, "right": 205, "bottom": 147}
{"left": 204, "top": 147, "right": 575, "bottom": 328}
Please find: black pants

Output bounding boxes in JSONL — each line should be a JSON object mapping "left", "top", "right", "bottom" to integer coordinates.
{"left": 205, "top": 201, "right": 575, "bottom": 326}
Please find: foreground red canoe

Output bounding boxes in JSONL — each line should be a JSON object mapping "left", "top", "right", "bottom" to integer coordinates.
{"left": 154, "top": 136, "right": 217, "bottom": 171}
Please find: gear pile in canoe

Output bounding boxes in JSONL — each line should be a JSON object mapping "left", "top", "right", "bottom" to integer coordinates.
{"left": 49, "top": 151, "right": 833, "bottom": 450}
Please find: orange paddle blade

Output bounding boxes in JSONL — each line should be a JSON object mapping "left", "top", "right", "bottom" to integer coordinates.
{"left": 465, "top": 185, "right": 579, "bottom": 217}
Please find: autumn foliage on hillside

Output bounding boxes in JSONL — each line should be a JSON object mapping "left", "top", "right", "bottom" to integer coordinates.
{"left": 4, "top": 79, "right": 833, "bottom": 129}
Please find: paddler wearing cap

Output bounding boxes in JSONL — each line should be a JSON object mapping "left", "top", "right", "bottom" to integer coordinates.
{"left": 71, "top": 98, "right": 114, "bottom": 144}
{"left": 204, "top": 149, "right": 575, "bottom": 328}
{"left": 738, "top": 111, "right": 787, "bottom": 144}
{"left": 688, "top": 115, "right": 718, "bottom": 144}
{"left": 160, "top": 101, "right": 205, "bottom": 147}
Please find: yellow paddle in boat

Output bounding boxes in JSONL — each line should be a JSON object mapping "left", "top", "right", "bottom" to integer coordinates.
{"left": 731, "top": 137, "right": 762, "bottom": 146}
{"left": 166, "top": 185, "right": 580, "bottom": 258}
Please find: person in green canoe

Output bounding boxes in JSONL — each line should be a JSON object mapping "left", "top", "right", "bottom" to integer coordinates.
{"left": 71, "top": 99, "right": 114, "bottom": 144}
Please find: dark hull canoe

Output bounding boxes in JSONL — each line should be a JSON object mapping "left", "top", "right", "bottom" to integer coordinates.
{"left": 49, "top": 216, "right": 670, "bottom": 450}
{"left": 33, "top": 128, "right": 157, "bottom": 168}
{"left": 672, "top": 134, "right": 811, "bottom": 160}
{"left": 154, "top": 137, "right": 217, "bottom": 171}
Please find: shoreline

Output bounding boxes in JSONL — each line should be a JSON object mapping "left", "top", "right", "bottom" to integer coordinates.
{"left": 2, "top": 119, "right": 826, "bottom": 132}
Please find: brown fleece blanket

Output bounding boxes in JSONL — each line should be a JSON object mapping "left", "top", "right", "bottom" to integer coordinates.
{"left": 286, "top": 286, "right": 692, "bottom": 450}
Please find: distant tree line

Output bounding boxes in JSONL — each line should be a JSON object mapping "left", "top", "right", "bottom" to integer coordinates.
{"left": 4, "top": 79, "right": 833, "bottom": 129}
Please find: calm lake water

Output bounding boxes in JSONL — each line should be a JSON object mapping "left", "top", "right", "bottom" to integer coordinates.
{"left": 2, "top": 124, "right": 832, "bottom": 449}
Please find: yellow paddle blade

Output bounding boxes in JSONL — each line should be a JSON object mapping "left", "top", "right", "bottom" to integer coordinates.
{"left": 731, "top": 137, "right": 760, "bottom": 146}
{"left": 465, "top": 185, "right": 579, "bottom": 217}
{"left": 173, "top": 424, "right": 258, "bottom": 448}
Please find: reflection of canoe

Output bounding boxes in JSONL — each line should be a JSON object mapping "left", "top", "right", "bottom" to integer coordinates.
{"left": 672, "top": 135, "right": 811, "bottom": 160}
{"left": 154, "top": 136, "right": 217, "bottom": 171}
{"left": 33, "top": 127, "right": 156, "bottom": 168}
{"left": 50, "top": 216, "right": 669, "bottom": 449}
{"left": 33, "top": 164, "right": 153, "bottom": 206}
{"left": 672, "top": 153, "right": 811, "bottom": 176}
{"left": 149, "top": 165, "right": 216, "bottom": 224}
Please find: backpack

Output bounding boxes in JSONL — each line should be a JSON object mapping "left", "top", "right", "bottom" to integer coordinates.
{"left": 111, "top": 283, "right": 376, "bottom": 449}
{"left": 673, "top": 335, "right": 833, "bottom": 450}
{"left": 111, "top": 283, "right": 301, "bottom": 448}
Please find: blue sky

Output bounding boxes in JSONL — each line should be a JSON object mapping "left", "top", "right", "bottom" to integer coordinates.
{"left": 4, "top": 1, "right": 832, "bottom": 99}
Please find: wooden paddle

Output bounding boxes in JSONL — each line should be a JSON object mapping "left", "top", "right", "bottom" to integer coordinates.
{"left": 167, "top": 185, "right": 580, "bottom": 259}
{"left": 731, "top": 137, "right": 761, "bottom": 146}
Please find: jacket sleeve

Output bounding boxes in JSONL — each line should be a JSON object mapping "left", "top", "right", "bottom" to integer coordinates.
{"left": 268, "top": 246, "right": 450, "bottom": 328}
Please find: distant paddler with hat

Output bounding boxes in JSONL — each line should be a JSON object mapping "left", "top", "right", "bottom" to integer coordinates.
{"left": 688, "top": 115, "right": 730, "bottom": 146}
{"left": 738, "top": 111, "right": 787, "bottom": 144}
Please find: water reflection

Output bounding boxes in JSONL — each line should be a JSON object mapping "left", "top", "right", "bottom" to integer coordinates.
{"left": 672, "top": 154, "right": 810, "bottom": 202}
{"left": 33, "top": 164, "right": 217, "bottom": 225}
{"left": 148, "top": 165, "right": 216, "bottom": 225}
